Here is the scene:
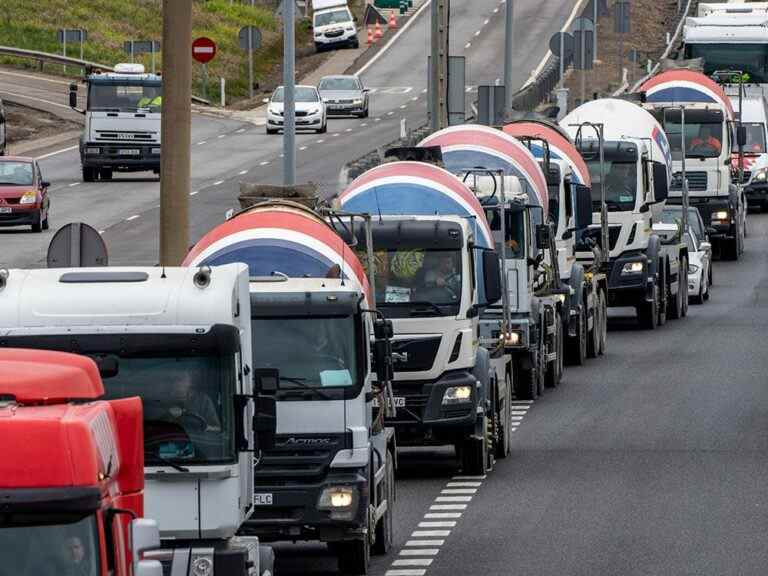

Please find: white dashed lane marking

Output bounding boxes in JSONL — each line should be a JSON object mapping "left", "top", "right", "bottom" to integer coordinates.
{"left": 125, "top": 215, "right": 140, "bottom": 221}
{"left": 213, "top": 180, "right": 224, "bottom": 186}
{"left": 238, "top": 170, "right": 249, "bottom": 175}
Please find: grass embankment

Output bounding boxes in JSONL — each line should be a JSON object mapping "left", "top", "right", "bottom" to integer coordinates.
{"left": 0, "top": 0, "right": 309, "bottom": 103}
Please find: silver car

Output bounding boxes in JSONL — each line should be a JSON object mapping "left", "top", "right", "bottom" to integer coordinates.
{"left": 318, "top": 75, "right": 369, "bottom": 118}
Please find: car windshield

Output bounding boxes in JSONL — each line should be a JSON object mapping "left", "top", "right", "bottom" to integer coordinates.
{"left": 271, "top": 87, "right": 319, "bottom": 103}
{"left": 315, "top": 8, "right": 352, "bottom": 26}
{"left": 0, "top": 514, "right": 99, "bottom": 576}
{"left": 358, "top": 247, "right": 463, "bottom": 317}
{"left": 319, "top": 77, "right": 360, "bottom": 91}
{"left": 87, "top": 81, "right": 162, "bottom": 112}
{"left": 101, "top": 355, "right": 236, "bottom": 466}
{"left": 0, "top": 161, "right": 34, "bottom": 186}
{"left": 251, "top": 316, "right": 360, "bottom": 392}
{"left": 585, "top": 160, "right": 638, "bottom": 211}
{"left": 732, "top": 122, "right": 766, "bottom": 153}
{"left": 686, "top": 43, "right": 768, "bottom": 84}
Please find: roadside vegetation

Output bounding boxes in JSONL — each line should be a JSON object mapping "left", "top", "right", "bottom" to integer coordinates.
{"left": 0, "top": 0, "right": 309, "bottom": 103}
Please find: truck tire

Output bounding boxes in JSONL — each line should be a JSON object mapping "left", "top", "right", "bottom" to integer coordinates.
{"left": 723, "top": 237, "right": 739, "bottom": 261}
{"left": 82, "top": 166, "right": 96, "bottom": 182}
{"left": 460, "top": 421, "right": 488, "bottom": 476}
{"left": 495, "top": 369, "right": 513, "bottom": 459}
{"left": 372, "top": 456, "right": 395, "bottom": 555}
{"left": 336, "top": 538, "right": 370, "bottom": 575}
{"left": 587, "top": 299, "right": 599, "bottom": 359}
{"left": 657, "top": 265, "right": 667, "bottom": 327}
{"left": 669, "top": 261, "right": 684, "bottom": 320}
{"left": 513, "top": 356, "right": 537, "bottom": 400}
{"left": 545, "top": 311, "right": 563, "bottom": 388}
{"left": 598, "top": 290, "right": 607, "bottom": 355}
{"left": 566, "top": 304, "right": 587, "bottom": 366}
{"left": 637, "top": 280, "right": 658, "bottom": 330}
{"left": 259, "top": 546, "right": 275, "bottom": 576}
{"left": 100, "top": 168, "right": 113, "bottom": 180}
{"left": 680, "top": 258, "right": 689, "bottom": 318}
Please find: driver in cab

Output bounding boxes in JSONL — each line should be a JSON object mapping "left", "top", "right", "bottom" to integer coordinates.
{"left": 422, "top": 254, "right": 460, "bottom": 297}
{"left": 691, "top": 125, "right": 721, "bottom": 154}
{"left": 163, "top": 373, "right": 221, "bottom": 432}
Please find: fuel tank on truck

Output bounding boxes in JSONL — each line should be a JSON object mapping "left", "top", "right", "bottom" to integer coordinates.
{"left": 182, "top": 200, "right": 371, "bottom": 303}
{"left": 418, "top": 124, "right": 550, "bottom": 215}
{"left": 503, "top": 120, "right": 592, "bottom": 187}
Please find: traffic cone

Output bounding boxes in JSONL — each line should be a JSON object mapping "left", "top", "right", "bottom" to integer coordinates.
{"left": 388, "top": 11, "right": 398, "bottom": 30}
{"left": 367, "top": 26, "right": 374, "bottom": 45}
{"left": 374, "top": 21, "right": 383, "bottom": 40}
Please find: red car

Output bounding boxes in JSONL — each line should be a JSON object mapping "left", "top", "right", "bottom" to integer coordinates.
{"left": 0, "top": 156, "right": 50, "bottom": 232}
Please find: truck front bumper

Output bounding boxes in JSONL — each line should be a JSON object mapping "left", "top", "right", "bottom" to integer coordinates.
{"left": 240, "top": 470, "right": 369, "bottom": 543}
{"left": 82, "top": 142, "right": 160, "bottom": 171}
{"left": 604, "top": 253, "right": 652, "bottom": 308}
{"left": 386, "top": 370, "right": 479, "bottom": 446}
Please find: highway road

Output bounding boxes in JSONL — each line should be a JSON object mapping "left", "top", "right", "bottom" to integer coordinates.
{"left": 0, "top": 0, "right": 582, "bottom": 268}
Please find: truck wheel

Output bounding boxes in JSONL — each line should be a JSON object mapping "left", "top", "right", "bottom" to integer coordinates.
{"left": 723, "top": 237, "right": 739, "bottom": 261}
{"left": 545, "top": 311, "right": 563, "bottom": 388}
{"left": 82, "top": 166, "right": 96, "bottom": 182}
{"left": 513, "top": 356, "right": 537, "bottom": 400}
{"left": 566, "top": 305, "right": 587, "bottom": 366}
{"left": 460, "top": 420, "right": 488, "bottom": 476}
{"left": 259, "top": 546, "right": 275, "bottom": 576}
{"left": 598, "top": 290, "right": 607, "bottom": 355}
{"left": 680, "top": 258, "right": 689, "bottom": 318}
{"left": 100, "top": 168, "right": 113, "bottom": 181}
{"left": 657, "top": 265, "right": 667, "bottom": 327}
{"left": 495, "top": 370, "right": 512, "bottom": 458}
{"left": 669, "top": 262, "right": 684, "bottom": 320}
{"left": 336, "top": 538, "right": 370, "bottom": 575}
{"left": 637, "top": 281, "right": 658, "bottom": 330}
{"left": 372, "top": 456, "right": 395, "bottom": 555}
{"left": 587, "top": 301, "right": 599, "bottom": 359}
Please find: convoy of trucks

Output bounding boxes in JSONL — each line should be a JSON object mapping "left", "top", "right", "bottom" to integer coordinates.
{"left": 0, "top": 348, "right": 162, "bottom": 576}
{"left": 4, "top": 4, "right": 766, "bottom": 575}
{"left": 69, "top": 63, "right": 162, "bottom": 182}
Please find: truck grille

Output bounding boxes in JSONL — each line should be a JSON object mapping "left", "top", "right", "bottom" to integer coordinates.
{"left": 390, "top": 337, "right": 442, "bottom": 373}
{"left": 578, "top": 226, "right": 622, "bottom": 251}
{"left": 254, "top": 435, "right": 345, "bottom": 487}
{"left": 325, "top": 30, "right": 344, "bottom": 38}
{"left": 671, "top": 171, "right": 707, "bottom": 191}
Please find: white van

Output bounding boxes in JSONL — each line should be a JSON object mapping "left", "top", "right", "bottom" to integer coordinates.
{"left": 312, "top": 0, "right": 358, "bottom": 51}
{"left": 729, "top": 87, "right": 768, "bottom": 209}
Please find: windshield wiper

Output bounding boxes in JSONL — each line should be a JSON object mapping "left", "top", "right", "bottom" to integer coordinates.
{"left": 278, "top": 376, "right": 332, "bottom": 400}
{"left": 145, "top": 451, "right": 190, "bottom": 472}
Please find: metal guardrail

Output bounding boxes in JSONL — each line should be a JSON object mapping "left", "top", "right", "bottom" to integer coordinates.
{"left": 0, "top": 45, "right": 114, "bottom": 74}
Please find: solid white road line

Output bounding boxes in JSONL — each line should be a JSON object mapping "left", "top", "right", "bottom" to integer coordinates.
{"left": 406, "top": 540, "right": 445, "bottom": 547}
{"left": 356, "top": 0, "right": 433, "bottom": 77}
{"left": 35, "top": 145, "right": 79, "bottom": 161}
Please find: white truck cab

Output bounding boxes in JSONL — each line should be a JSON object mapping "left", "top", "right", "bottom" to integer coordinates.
{"left": 313, "top": 0, "right": 359, "bottom": 51}
{"left": 0, "top": 264, "right": 275, "bottom": 576}
{"left": 69, "top": 63, "right": 162, "bottom": 182}
{"left": 729, "top": 87, "right": 768, "bottom": 209}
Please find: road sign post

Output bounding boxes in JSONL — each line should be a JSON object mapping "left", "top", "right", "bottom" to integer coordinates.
{"left": 549, "top": 31, "right": 574, "bottom": 88}
{"left": 283, "top": 0, "right": 296, "bottom": 185}
{"left": 614, "top": 0, "right": 631, "bottom": 83}
{"left": 573, "top": 17, "right": 594, "bottom": 105}
{"left": 192, "top": 37, "right": 217, "bottom": 102}
{"left": 239, "top": 26, "right": 263, "bottom": 100}
{"left": 58, "top": 29, "right": 86, "bottom": 74}
{"left": 124, "top": 40, "right": 160, "bottom": 73}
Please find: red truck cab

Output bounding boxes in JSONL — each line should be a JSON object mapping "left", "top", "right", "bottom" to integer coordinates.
{"left": 0, "top": 349, "right": 162, "bottom": 576}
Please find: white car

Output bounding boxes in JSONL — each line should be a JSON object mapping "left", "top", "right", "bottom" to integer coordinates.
{"left": 265, "top": 85, "right": 327, "bottom": 135}
{"left": 686, "top": 228, "right": 712, "bottom": 304}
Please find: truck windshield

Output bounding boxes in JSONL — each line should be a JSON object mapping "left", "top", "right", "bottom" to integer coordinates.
{"left": 251, "top": 316, "right": 361, "bottom": 393}
{"left": 360, "top": 248, "right": 463, "bottom": 317}
{"left": 732, "top": 122, "right": 766, "bottom": 153}
{"left": 686, "top": 43, "right": 768, "bottom": 83}
{"left": 585, "top": 160, "right": 637, "bottom": 211}
{"left": 0, "top": 514, "right": 99, "bottom": 576}
{"left": 315, "top": 8, "right": 352, "bottom": 26}
{"left": 661, "top": 112, "right": 724, "bottom": 159}
{"left": 102, "top": 355, "right": 236, "bottom": 466}
{"left": 88, "top": 81, "right": 162, "bottom": 112}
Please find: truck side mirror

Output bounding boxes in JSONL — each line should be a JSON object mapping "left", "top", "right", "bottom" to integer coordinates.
{"left": 130, "top": 518, "right": 161, "bottom": 564}
{"left": 373, "top": 317, "right": 393, "bottom": 340}
{"left": 737, "top": 125, "right": 748, "bottom": 147}
{"left": 574, "top": 185, "right": 593, "bottom": 229}
{"left": 481, "top": 250, "right": 502, "bottom": 304}
{"left": 69, "top": 84, "right": 78, "bottom": 110}
{"left": 253, "top": 396, "right": 277, "bottom": 451}
{"left": 652, "top": 162, "right": 669, "bottom": 203}
{"left": 373, "top": 337, "right": 393, "bottom": 383}
{"left": 535, "top": 224, "right": 551, "bottom": 248}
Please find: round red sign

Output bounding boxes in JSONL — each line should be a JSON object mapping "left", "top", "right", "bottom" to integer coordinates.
{"left": 192, "top": 37, "right": 217, "bottom": 64}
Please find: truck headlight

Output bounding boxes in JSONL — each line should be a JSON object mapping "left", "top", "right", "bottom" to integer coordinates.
{"left": 85, "top": 147, "right": 100, "bottom": 155}
{"left": 621, "top": 261, "right": 643, "bottom": 275}
{"left": 712, "top": 210, "right": 729, "bottom": 221}
{"left": 353, "top": 99, "right": 363, "bottom": 105}
{"left": 151, "top": 147, "right": 161, "bottom": 155}
{"left": 688, "top": 263, "right": 699, "bottom": 274}
{"left": 319, "top": 486, "right": 356, "bottom": 509}
{"left": 442, "top": 385, "right": 472, "bottom": 405}
{"left": 503, "top": 331, "right": 521, "bottom": 346}
{"left": 753, "top": 169, "right": 768, "bottom": 182}
{"left": 19, "top": 191, "right": 37, "bottom": 205}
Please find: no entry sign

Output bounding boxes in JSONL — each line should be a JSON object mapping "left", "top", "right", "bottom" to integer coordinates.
{"left": 192, "top": 37, "right": 217, "bottom": 64}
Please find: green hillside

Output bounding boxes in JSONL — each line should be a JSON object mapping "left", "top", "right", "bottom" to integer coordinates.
{"left": 0, "top": 0, "right": 300, "bottom": 103}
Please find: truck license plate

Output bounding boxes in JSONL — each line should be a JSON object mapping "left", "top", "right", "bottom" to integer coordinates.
{"left": 0, "top": 207, "right": 12, "bottom": 213}
{"left": 253, "top": 493, "right": 273, "bottom": 506}
{"left": 119, "top": 149, "right": 140, "bottom": 156}
{"left": 372, "top": 396, "right": 406, "bottom": 408}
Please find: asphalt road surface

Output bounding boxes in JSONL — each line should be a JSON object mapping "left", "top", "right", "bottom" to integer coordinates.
{"left": 0, "top": 0, "right": 582, "bottom": 268}
{"left": 275, "top": 214, "right": 768, "bottom": 576}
